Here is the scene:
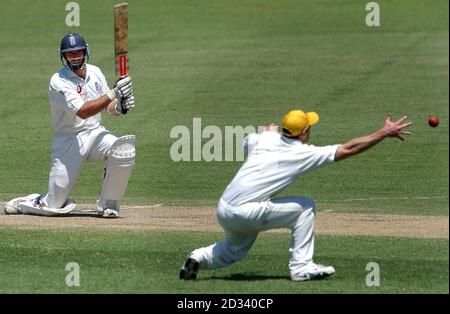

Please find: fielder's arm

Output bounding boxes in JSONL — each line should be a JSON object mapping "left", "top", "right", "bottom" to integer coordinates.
{"left": 334, "top": 113, "right": 412, "bottom": 162}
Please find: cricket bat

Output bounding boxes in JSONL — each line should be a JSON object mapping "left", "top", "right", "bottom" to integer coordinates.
{"left": 114, "top": 3, "right": 128, "bottom": 77}
{"left": 114, "top": 3, "right": 129, "bottom": 114}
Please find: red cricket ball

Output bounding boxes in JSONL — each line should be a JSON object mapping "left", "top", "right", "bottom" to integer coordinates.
{"left": 428, "top": 115, "right": 439, "bottom": 127}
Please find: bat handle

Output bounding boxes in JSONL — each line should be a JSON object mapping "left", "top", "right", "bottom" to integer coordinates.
{"left": 121, "top": 75, "right": 129, "bottom": 115}
{"left": 120, "top": 98, "right": 128, "bottom": 115}
{"left": 114, "top": 75, "right": 129, "bottom": 115}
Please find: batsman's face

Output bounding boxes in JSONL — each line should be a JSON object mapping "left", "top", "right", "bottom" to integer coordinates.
{"left": 65, "top": 49, "right": 85, "bottom": 65}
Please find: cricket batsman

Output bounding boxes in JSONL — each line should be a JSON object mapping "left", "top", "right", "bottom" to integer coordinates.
{"left": 4, "top": 33, "right": 136, "bottom": 218}
{"left": 180, "top": 109, "right": 412, "bottom": 281}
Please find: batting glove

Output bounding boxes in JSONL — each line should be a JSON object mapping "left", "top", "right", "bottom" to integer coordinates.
{"left": 107, "top": 76, "right": 133, "bottom": 100}
{"left": 121, "top": 95, "right": 135, "bottom": 112}
{"left": 114, "top": 95, "right": 135, "bottom": 115}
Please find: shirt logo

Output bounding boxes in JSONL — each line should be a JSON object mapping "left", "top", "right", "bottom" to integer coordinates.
{"left": 77, "top": 84, "right": 82, "bottom": 94}
{"left": 94, "top": 82, "right": 101, "bottom": 93}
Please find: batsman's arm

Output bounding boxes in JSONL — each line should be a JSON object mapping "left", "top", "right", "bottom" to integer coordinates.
{"left": 76, "top": 95, "right": 115, "bottom": 119}
{"left": 334, "top": 113, "right": 412, "bottom": 162}
{"left": 77, "top": 76, "right": 133, "bottom": 119}
{"left": 106, "top": 99, "right": 122, "bottom": 116}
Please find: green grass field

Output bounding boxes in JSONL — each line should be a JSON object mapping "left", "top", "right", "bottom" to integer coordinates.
{"left": 0, "top": 0, "right": 447, "bottom": 211}
{"left": 0, "top": 0, "right": 448, "bottom": 294}
{"left": 0, "top": 229, "right": 447, "bottom": 293}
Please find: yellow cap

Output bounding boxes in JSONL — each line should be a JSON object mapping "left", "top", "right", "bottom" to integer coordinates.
{"left": 282, "top": 109, "right": 319, "bottom": 137}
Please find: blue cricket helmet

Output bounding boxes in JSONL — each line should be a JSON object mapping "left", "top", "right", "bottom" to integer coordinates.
{"left": 59, "top": 33, "right": 89, "bottom": 71}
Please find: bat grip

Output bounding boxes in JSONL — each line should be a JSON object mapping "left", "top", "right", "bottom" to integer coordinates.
{"left": 114, "top": 75, "right": 129, "bottom": 115}
{"left": 120, "top": 98, "right": 128, "bottom": 115}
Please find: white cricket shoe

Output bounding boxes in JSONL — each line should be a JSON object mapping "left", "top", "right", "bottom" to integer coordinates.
{"left": 101, "top": 208, "right": 120, "bottom": 218}
{"left": 4, "top": 194, "right": 40, "bottom": 215}
{"left": 179, "top": 257, "right": 200, "bottom": 280}
{"left": 290, "top": 263, "right": 335, "bottom": 282}
{"left": 97, "top": 201, "right": 120, "bottom": 218}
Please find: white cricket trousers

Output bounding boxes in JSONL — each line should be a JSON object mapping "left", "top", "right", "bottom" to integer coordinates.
{"left": 188, "top": 196, "right": 316, "bottom": 275}
{"left": 41, "top": 127, "right": 118, "bottom": 208}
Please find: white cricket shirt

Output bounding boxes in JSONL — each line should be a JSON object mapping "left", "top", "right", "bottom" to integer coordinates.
{"left": 221, "top": 131, "right": 341, "bottom": 206}
{"left": 48, "top": 64, "right": 110, "bottom": 134}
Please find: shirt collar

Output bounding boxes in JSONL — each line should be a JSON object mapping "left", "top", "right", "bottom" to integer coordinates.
{"left": 281, "top": 134, "right": 302, "bottom": 144}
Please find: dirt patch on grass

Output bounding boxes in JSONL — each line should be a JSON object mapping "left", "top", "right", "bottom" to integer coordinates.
{"left": 0, "top": 203, "right": 447, "bottom": 238}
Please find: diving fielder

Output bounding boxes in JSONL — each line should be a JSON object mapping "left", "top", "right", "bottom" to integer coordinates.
{"left": 4, "top": 33, "right": 136, "bottom": 218}
{"left": 180, "top": 109, "right": 412, "bottom": 281}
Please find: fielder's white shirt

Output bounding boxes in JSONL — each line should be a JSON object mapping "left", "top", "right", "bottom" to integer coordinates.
{"left": 48, "top": 64, "right": 110, "bottom": 134}
{"left": 221, "top": 131, "right": 341, "bottom": 207}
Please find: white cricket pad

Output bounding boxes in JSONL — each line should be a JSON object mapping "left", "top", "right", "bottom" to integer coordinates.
{"left": 98, "top": 135, "right": 135, "bottom": 212}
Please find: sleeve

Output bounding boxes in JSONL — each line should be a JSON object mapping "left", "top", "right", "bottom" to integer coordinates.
{"left": 243, "top": 133, "right": 260, "bottom": 155}
{"left": 48, "top": 77, "right": 84, "bottom": 116}
{"left": 296, "top": 144, "right": 341, "bottom": 172}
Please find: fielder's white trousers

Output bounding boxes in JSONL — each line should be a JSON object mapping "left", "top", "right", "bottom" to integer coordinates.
{"left": 41, "top": 127, "right": 118, "bottom": 208}
{"left": 188, "top": 196, "right": 316, "bottom": 275}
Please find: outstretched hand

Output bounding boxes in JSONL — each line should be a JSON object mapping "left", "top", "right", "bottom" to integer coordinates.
{"left": 381, "top": 113, "right": 413, "bottom": 141}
